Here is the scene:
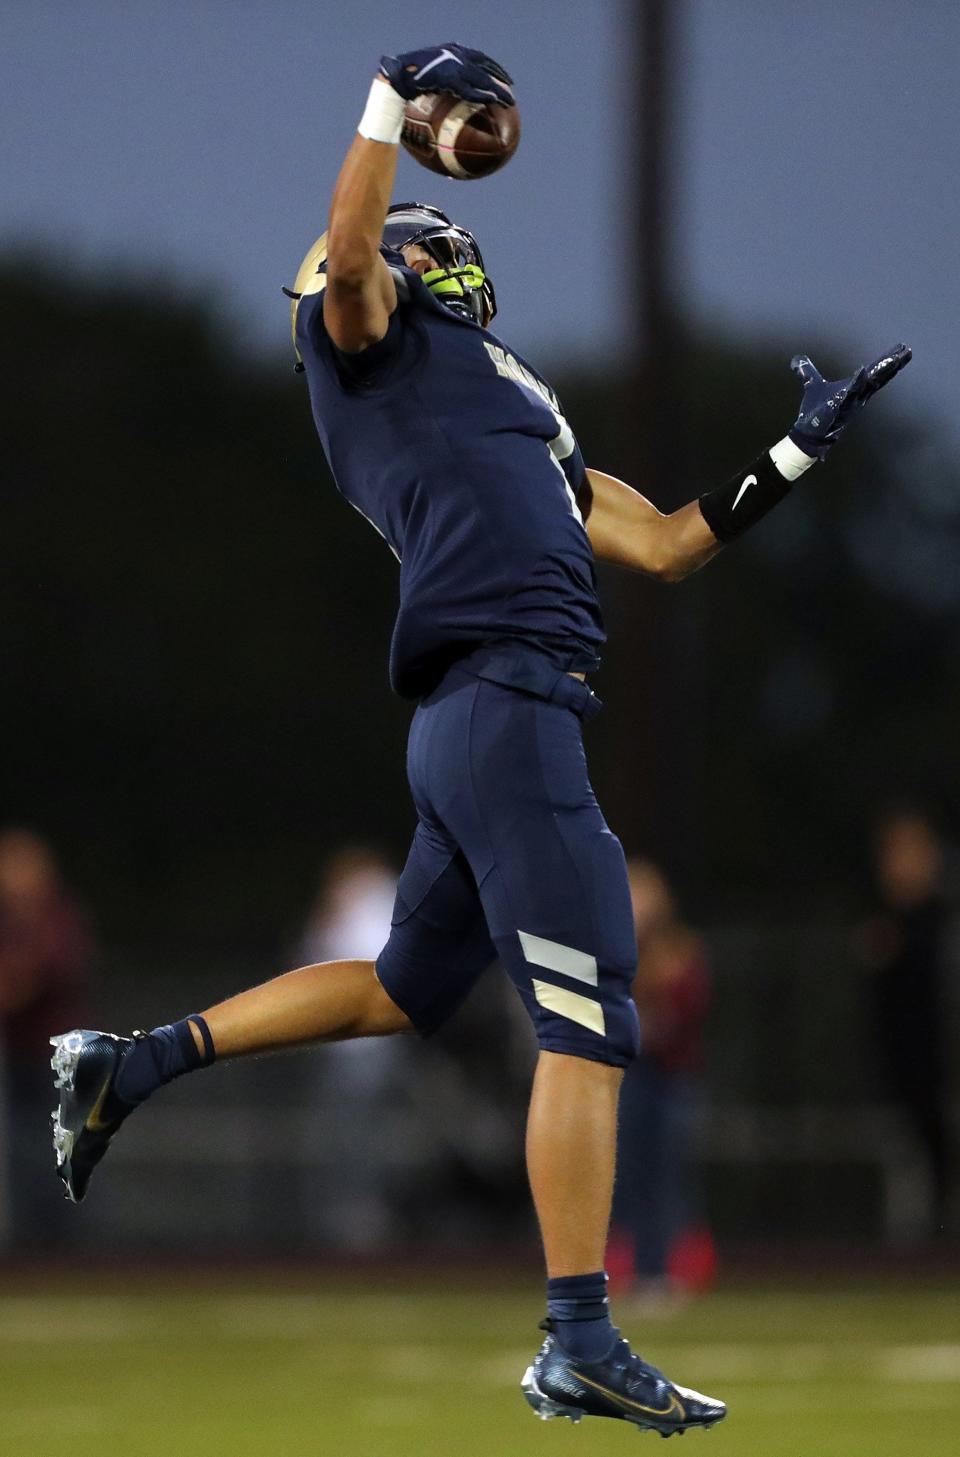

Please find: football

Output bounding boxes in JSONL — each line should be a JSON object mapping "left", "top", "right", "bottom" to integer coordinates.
{"left": 401, "top": 91, "right": 521, "bottom": 179}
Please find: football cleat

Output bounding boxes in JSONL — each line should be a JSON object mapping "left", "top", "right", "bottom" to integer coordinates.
{"left": 50, "top": 1029, "right": 143, "bottom": 1204}
{"left": 521, "top": 1321, "right": 726, "bottom": 1436}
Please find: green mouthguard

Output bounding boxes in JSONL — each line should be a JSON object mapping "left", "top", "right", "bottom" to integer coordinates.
{"left": 423, "top": 264, "right": 486, "bottom": 300}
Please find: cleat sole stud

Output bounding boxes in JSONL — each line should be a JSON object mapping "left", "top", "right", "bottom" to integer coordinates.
{"left": 50, "top": 1109, "right": 75, "bottom": 1165}
{"left": 49, "top": 1031, "right": 84, "bottom": 1091}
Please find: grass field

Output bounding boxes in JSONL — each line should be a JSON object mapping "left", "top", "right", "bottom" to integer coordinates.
{"left": 3, "top": 1276, "right": 959, "bottom": 1457}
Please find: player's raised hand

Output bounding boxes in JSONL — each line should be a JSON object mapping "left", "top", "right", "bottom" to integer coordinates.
{"left": 380, "top": 44, "right": 515, "bottom": 106}
{"left": 788, "top": 343, "right": 912, "bottom": 458}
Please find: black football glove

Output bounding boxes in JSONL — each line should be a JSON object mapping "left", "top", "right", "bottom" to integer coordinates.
{"left": 379, "top": 43, "right": 514, "bottom": 106}
{"left": 788, "top": 343, "right": 912, "bottom": 459}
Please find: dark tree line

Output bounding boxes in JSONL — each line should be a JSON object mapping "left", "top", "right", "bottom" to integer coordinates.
{"left": 3, "top": 256, "right": 958, "bottom": 949}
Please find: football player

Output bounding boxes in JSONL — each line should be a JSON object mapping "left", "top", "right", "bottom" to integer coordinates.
{"left": 50, "top": 43, "right": 910, "bottom": 1436}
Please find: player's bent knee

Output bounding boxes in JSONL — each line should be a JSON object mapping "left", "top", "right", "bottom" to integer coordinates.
{"left": 599, "top": 991, "right": 640, "bottom": 1067}
{"left": 530, "top": 976, "right": 640, "bottom": 1069}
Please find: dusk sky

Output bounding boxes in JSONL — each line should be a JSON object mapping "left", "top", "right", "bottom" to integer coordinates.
{"left": 5, "top": 1, "right": 958, "bottom": 451}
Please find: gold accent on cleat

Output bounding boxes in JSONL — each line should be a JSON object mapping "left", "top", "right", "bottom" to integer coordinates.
{"left": 573, "top": 1372, "right": 686, "bottom": 1422}
{"left": 83, "top": 1079, "right": 117, "bottom": 1135}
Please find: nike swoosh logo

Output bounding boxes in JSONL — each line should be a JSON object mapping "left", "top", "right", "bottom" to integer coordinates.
{"left": 573, "top": 1371, "right": 686, "bottom": 1421}
{"left": 414, "top": 49, "right": 464, "bottom": 81}
{"left": 85, "top": 1077, "right": 117, "bottom": 1134}
{"left": 732, "top": 473, "right": 757, "bottom": 511}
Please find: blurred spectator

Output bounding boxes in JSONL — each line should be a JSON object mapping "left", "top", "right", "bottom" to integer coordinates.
{"left": 299, "top": 846, "right": 400, "bottom": 971}
{"left": 0, "top": 828, "right": 92, "bottom": 1246}
{"left": 296, "top": 845, "right": 406, "bottom": 1250}
{"left": 861, "top": 806, "right": 954, "bottom": 1232}
{"left": 610, "top": 859, "right": 715, "bottom": 1300}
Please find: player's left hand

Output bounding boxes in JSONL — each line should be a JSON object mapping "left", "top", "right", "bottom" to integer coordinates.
{"left": 788, "top": 343, "right": 912, "bottom": 459}
{"left": 379, "top": 44, "right": 514, "bottom": 106}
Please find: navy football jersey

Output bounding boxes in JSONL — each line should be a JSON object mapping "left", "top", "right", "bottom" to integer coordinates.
{"left": 296, "top": 264, "right": 604, "bottom": 699}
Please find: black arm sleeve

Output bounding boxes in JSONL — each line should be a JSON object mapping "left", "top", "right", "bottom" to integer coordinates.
{"left": 697, "top": 449, "right": 793, "bottom": 544}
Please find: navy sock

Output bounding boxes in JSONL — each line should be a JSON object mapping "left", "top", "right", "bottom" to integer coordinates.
{"left": 114, "top": 1015, "right": 216, "bottom": 1105}
{"left": 546, "top": 1271, "right": 617, "bottom": 1362}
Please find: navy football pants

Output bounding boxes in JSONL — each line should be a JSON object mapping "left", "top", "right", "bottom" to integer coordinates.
{"left": 376, "top": 658, "right": 640, "bottom": 1067}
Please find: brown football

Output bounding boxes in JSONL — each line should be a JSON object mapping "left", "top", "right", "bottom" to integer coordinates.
{"left": 401, "top": 91, "right": 520, "bottom": 179}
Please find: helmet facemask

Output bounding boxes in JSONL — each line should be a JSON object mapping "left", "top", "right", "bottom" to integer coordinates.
{"left": 382, "top": 203, "right": 496, "bottom": 327}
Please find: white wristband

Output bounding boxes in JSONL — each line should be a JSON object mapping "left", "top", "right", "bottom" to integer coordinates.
{"left": 357, "top": 78, "right": 406, "bottom": 144}
{"left": 769, "top": 435, "right": 817, "bottom": 482}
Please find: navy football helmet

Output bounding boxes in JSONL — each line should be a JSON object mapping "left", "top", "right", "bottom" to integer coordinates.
{"left": 285, "top": 203, "right": 494, "bottom": 367}
{"left": 382, "top": 202, "right": 496, "bottom": 326}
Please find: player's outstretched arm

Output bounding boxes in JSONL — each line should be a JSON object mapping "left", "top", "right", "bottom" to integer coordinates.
{"left": 323, "top": 79, "right": 404, "bottom": 353}
{"left": 585, "top": 472, "right": 720, "bottom": 581}
{"left": 586, "top": 343, "right": 911, "bottom": 580}
{"left": 324, "top": 47, "right": 513, "bottom": 353}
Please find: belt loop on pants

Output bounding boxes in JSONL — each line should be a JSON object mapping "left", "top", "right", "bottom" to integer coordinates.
{"left": 546, "top": 672, "right": 604, "bottom": 722}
